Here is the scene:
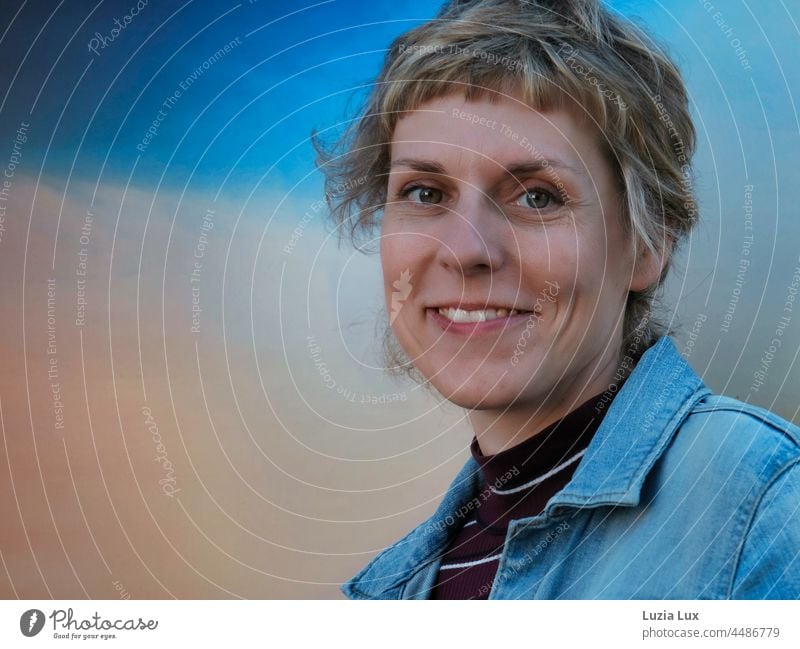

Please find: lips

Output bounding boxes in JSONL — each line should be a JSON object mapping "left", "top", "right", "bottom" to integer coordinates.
{"left": 436, "top": 306, "right": 524, "bottom": 322}
{"left": 431, "top": 301, "right": 534, "bottom": 312}
{"left": 426, "top": 305, "right": 541, "bottom": 336}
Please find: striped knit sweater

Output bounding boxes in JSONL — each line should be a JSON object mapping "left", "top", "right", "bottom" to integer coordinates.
{"left": 431, "top": 383, "right": 624, "bottom": 599}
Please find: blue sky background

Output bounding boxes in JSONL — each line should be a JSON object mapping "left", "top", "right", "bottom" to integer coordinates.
{"left": 2, "top": 0, "right": 797, "bottom": 207}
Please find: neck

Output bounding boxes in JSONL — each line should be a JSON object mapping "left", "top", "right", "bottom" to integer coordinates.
{"left": 468, "top": 344, "right": 632, "bottom": 455}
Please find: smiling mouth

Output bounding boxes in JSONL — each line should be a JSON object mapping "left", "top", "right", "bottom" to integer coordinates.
{"left": 426, "top": 305, "right": 542, "bottom": 337}
{"left": 435, "top": 306, "right": 533, "bottom": 323}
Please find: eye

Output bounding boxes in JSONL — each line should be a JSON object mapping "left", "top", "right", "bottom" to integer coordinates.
{"left": 514, "top": 188, "right": 558, "bottom": 209}
{"left": 403, "top": 185, "right": 443, "bottom": 204}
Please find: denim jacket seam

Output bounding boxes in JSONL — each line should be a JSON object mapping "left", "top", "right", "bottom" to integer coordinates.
{"left": 546, "top": 491, "right": 630, "bottom": 506}
{"left": 691, "top": 401, "right": 800, "bottom": 447}
{"left": 726, "top": 456, "right": 800, "bottom": 599}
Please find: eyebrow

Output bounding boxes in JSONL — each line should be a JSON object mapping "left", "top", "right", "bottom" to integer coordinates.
{"left": 389, "top": 157, "right": 585, "bottom": 178}
{"left": 389, "top": 158, "right": 446, "bottom": 174}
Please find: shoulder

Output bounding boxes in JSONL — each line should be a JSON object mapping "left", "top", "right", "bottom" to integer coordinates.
{"left": 656, "top": 394, "right": 800, "bottom": 597}
{"left": 650, "top": 392, "right": 800, "bottom": 531}
{"left": 676, "top": 394, "right": 800, "bottom": 477}
{"left": 689, "top": 394, "right": 800, "bottom": 445}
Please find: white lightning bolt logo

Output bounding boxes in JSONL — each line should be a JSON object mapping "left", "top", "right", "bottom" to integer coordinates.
{"left": 389, "top": 269, "right": 413, "bottom": 325}
{"left": 28, "top": 611, "right": 38, "bottom": 632}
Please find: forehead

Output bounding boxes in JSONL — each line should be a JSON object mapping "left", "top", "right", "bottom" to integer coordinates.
{"left": 389, "top": 91, "right": 604, "bottom": 173}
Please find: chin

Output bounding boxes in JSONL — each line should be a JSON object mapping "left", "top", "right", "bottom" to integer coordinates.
{"left": 427, "top": 371, "right": 526, "bottom": 410}
{"left": 439, "top": 388, "right": 522, "bottom": 411}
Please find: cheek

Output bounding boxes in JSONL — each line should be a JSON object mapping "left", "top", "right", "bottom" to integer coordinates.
{"left": 381, "top": 233, "right": 406, "bottom": 271}
{"left": 522, "top": 231, "right": 581, "bottom": 288}
{"left": 380, "top": 217, "right": 403, "bottom": 268}
{"left": 380, "top": 234, "right": 423, "bottom": 294}
{"left": 574, "top": 233, "right": 634, "bottom": 307}
{"left": 571, "top": 225, "right": 621, "bottom": 286}
{"left": 528, "top": 230, "right": 615, "bottom": 309}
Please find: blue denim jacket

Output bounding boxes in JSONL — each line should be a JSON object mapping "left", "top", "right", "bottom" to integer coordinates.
{"left": 341, "top": 336, "right": 800, "bottom": 599}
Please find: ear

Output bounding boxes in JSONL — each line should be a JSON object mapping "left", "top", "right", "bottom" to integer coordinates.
{"left": 629, "top": 236, "right": 673, "bottom": 292}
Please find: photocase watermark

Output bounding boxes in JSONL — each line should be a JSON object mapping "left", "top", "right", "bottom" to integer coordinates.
{"left": 750, "top": 253, "right": 799, "bottom": 393}
{"left": 428, "top": 465, "right": 521, "bottom": 534}
{"left": 486, "top": 520, "right": 571, "bottom": 594}
{"left": 697, "top": 0, "right": 753, "bottom": 71}
{"left": 510, "top": 281, "right": 559, "bottom": 366}
{"left": 514, "top": 520, "right": 571, "bottom": 561}
{"left": 111, "top": 579, "right": 130, "bottom": 600}
{"left": 556, "top": 44, "right": 628, "bottom": 110}
{"left": 720, "top": 184, "right": 754, "bottom": 334}
{"left": 451, "top": 107, "right": 500, "bottom": 130}
{"left": 87, "top": 0, "right": 148, "bottom": 57}
{"left": 306, "top": 334, "right": 407, "bottom": 404}
{"left": 594, "top": 313, "right": 651, "bottom": 413}
{"left": 682, "top": 311, "right": 707, "bottom": 360}
{"left": 398, "top": 42, "right": 527, "bottom": 73}
{"left": 324, "top": 174, "right": 368, "bottom": 203}
{"left": 141, "top": 405, "right": 180, "bottom": 497}
{"left": 499, "top": 122, "right": 571, "bottom": 204}
{"left": 642, "top": 356, "right": 688, "bottom": 434}
{"left": 47, "top": 608, "right": 158, "bottom": 640}
{"left": 20, "top": 609, "right": 45, "bottom": 637}
{"left": 390, "top": 268, "right": 413, "bottom": 325}
{"left": 74, "top": 210, "right": 93, "bottom": 327}
{"left": 190, "top": 207, "right": 215, "bottom": 334}
{"left": 649, "top": 92, "right": 697, "bottom": 220}
{"left": 283, "top": 199, "right": 323, "bottom": 255}
{"left": 594, "top": 354, "right": 638, "bottom": 414}
{"left": 136, "top": 36, "right": 242, "bottom": 153}
{"left": 447, "top": 108, "right": 572, "bottom": 208}
{"left": 22, "top": 609, "right": 154, "bottom": 641}
{"left": 284, "top": 175, "right": 369, "bottom": 254}
{"left": 594, "top": 308, "right": 706, "bottom": 416}
{"left": 0, "top": 120, "right": 30, "bottom": 247}
{"left": 46, "top": 278, "right": 66, "bottom": 433}
{"left": 137, "top": 90, "right": 180, "bottom": 153}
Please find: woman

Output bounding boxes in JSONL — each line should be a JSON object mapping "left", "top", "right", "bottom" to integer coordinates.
{"left": 317, "top": 0, "right": 800, "bottom": 599}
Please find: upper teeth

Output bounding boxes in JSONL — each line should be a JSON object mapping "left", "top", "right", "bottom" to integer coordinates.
{"left": 437, "top": 307, "right": 519, "bottom": 322}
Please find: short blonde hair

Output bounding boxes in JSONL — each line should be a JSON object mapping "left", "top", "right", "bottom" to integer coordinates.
{"left": 315, "top": 0, "right": 697, "bottom": 373}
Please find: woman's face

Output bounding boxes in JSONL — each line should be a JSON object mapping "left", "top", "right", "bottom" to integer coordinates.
{"left": 380, "top": 91, "right": 659, "bottom": 412}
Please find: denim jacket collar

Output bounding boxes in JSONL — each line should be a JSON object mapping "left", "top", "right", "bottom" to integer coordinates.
{"left": 342, "top": 336, "right": 712, "bottom": 599}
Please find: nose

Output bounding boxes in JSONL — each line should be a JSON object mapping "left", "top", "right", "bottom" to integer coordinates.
{"left": 434, "top": 191, "right": 505, "bottom": 276}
